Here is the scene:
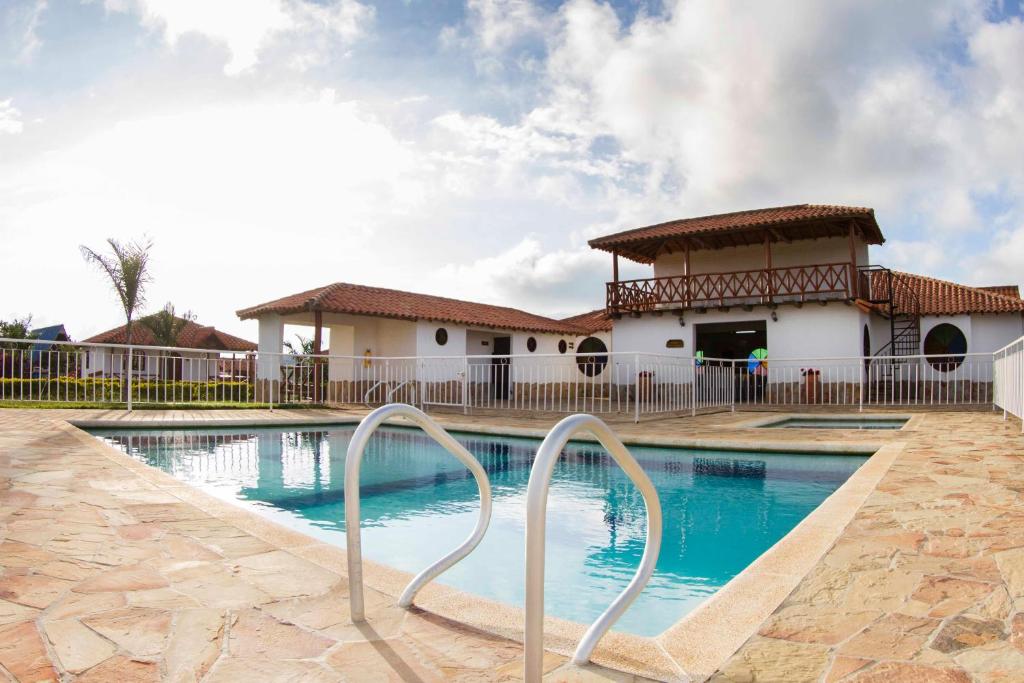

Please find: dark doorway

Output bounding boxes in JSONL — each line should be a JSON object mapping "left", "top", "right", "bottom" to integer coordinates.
{"left": 694, "top": 321, "right": 767, "bottom": 360}
{"left": 491, "top": 336, "right": 511, "bottom": 399}
{"left": 695, "top": 321, "right": 768, "bottom": 403}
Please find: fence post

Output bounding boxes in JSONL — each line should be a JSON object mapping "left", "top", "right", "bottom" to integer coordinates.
{"left": 126, "top": 346, "right": 133, "bottom": 412}
{"left": 269, "top": 353, "right": 274, "bottom": 413}
{"left": 859, "top": 357, "right": 864, "bottom": 413}
{"left": 462, "top": 357, "right": 469, "bottom": 415}
{"left": 633, "top": 354, "right": 640, "bottom": 423}
{"left": 731, "top": 360, "right": 736, "bottom": 412}
{"left": 690, "top": 357, "right": 697, "bottom": 417}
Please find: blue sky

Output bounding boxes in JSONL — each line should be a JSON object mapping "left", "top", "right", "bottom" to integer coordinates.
{"left": 1, "top": 0, "right": 1023, "bottom": 340}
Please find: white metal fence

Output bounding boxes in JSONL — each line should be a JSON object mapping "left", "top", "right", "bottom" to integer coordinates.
{"left": 0, "top": 336, "right": 1014, "bottom": 419}
{"left": 994, "top": 336, "right": 1024, "bottom": 432}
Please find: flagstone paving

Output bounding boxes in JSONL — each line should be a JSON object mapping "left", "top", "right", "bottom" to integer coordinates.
{"left": 0, "top": 406, "right": 1021, "bottom": 682}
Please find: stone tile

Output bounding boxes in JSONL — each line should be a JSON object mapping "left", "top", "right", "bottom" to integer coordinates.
{"left": 0, "top": 597, "right": 38, "bottom": 625}
{"left": 708, "top": 637, "right": 830, "bottom": 683}
{"left": 82, "top": 607, "right": 172, "bottom": 656}
{"left": 164, "top": 608, "right": 226, "bottom": 682}
{"left": 931, "top": 615, "right": 1006, "bottom": 655}
{"left": 0, "top": 573, "right": 73, "bottom": 608}
{"left": 824, "top": 655, "right": 872, "bottom": 682}
{"left": 43, "top": 618, "right": 118, "bottom": 674}
{"left": 75, "top": 564, "right": 169, "bottom": 593}
{"left": 77, "top": 655, "right": 161, "bottom": 682}
{"left": 227, "top": 608, "right": 335, "bottom": 659}
{"left": 47, "top": 590, "right": 126, "bottom": 620}
{"left": 233, "top": 549, "right": 341, "bottom": 599}
{"left": 0, "top": 620, "right": 59, "bottom": 682}
{"left": 205, "top": 658, "right": 339, "bottom": 683}
{"left": 326, "top": 638, "right": 446, "bottom": 682}
{"left": 907, "top": 575, "right": 996, "bottom": 618}
{"left": 953, "top": 641, "right": 1024, "bottom": 676}
{"left": 846, "top": 661, "right": 971, "bottom": 682}
{"left": 840, "top": 614, "right": 940, "bottom": 660}
{"left": 758, "top": 605, "right": 881, "bottom": 645}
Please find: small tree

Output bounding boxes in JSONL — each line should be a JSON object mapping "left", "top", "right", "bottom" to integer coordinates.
{"left": 140, "top": 303, "right": 195, "bottom": 347}
{"left": 0, "top": 315, "right": 37, "bottom": 377}
{"left": 80, "top": 238, "right": 153, "bottom": 346}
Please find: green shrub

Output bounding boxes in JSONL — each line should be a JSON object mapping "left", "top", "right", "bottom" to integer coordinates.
{"left": 0, "top": 377, "right": 254, "bottom": 403}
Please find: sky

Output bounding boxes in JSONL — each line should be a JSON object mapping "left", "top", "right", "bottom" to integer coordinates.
{"left": 2, "top": 0, "right": 1023, "bottom": 342}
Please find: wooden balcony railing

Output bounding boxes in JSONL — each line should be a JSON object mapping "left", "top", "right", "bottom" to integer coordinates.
{"left": 606, "top": 262, "right": 854, "bottom": 314}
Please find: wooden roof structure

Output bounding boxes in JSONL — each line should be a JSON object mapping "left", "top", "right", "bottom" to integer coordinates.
{"left": 588, "top": 204, "right": 885, "bottom": 263}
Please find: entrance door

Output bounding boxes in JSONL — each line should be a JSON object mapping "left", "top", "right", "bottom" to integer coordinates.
{"left": 491, "top": 336, "right": 511, "bottom": 399}
{"left": 694, "top": 321, "right": 768, "bottom": 403}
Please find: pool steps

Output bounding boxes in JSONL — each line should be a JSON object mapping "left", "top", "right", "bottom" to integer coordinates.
{"left": 343, "top": 404, "right": 664, "bottom": 682}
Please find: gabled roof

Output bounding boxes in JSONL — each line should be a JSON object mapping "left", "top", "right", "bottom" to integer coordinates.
{"left": 895, "top": 272, "right": 1024, "bottom": 316}
{"left": 560, "top": 309, "right": 613, "bottom": 333}
{"left": 236, "top": 283, "right": 588, "bottom": 335}
{"left": 979, "top": 285, "right": 1021, "bottom": 300}
{"left": 83, "top": 318, "right": 256, "bottom": 351}
{"left": 30, "top": 324, "right": 70, "bottom": 342}
{"left": 589, "top": 204, "right": 884, "bottom": 263}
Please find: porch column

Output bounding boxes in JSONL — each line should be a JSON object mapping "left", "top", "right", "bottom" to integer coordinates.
{"left": 848, "top": 220, "right": 858, "bottom": 298}
{"left": 611, "top": 250, "right": 620, "bottom": 313}
{"left": 313, "top": 310, "right": 324, "bottom": 403}
{"left": 763, "top": 231, "right": 773, "bottom": 304}
{"left": 683, "top": 241, "right": 691, "bottom": 308}
{"left": 256, "top": 314, "right": 283, "bottom": 402}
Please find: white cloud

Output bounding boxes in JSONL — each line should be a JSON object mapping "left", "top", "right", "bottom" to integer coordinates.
{"left": 0, "top": 100, "right": 24, "bottom": 135}
{"left": 105, "top": 0, "right": 373, "bottom": 74}
{"left": 1, "top": 0, "right": 46, "bottom": 64}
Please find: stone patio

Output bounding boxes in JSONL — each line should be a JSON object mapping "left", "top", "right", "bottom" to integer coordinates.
{"left": 0, "top": 406, "right": 1021, "bottom": 682}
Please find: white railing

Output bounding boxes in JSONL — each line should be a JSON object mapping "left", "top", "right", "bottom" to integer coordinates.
{"left": 0, "top": 336, "right": 1009, "bottom": 416}
{"left": 524, "top": 414, "right": 662, "bottom": 679}
{"left": 344, "top": 404, "right": 492, "bottom": 621}
{"left": 994, "top": 336, "right": 1024, "bottom": 432}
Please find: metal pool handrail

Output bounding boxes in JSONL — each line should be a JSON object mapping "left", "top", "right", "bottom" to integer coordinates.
{"left": 345, "top": 403, "right": 492, "bottom": 622}
{"left": 524, "top": 414, "right": 663, "bottom": 680}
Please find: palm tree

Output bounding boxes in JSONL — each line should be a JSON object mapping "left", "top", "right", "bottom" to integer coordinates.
{"left": 80, "top": 238, "right": 153, "bottom": 346}
{"left": 140, "top": 303, "right": 195, "bottom": 347}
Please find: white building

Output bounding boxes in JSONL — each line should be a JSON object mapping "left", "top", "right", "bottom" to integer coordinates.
{"left": 588, "top": 204, "right": 1024, "bottom": 400}
{"left": 236, "top": 283, "right": 612, "bottom": 404}
{"left": 82, "top": 318, "right": 256, "bottom": 381}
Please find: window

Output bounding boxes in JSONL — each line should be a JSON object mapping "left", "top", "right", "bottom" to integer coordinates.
{"left": 131, "top": 351, "right": 146, "bottom": 371}
{"left": 557, "top": 340, "right": 567, "bottom": 354}
{"left": 435, "top": 328, "right": 448, "bottom": 346}
{"left": 923, "top": 323, "right": 967, "bottom": 371}
{"left": 576, "top": 337, "right": 608, "bottom": 377}
{"left": 526, "top": 336, "right": 537, "bottom": 352}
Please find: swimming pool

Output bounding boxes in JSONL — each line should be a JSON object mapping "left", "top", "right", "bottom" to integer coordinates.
{"left": 90, "top": 424, "right": 866, "bottom": 636}
{"left": 760, "top": 417, "right": 907, "bottom": 430}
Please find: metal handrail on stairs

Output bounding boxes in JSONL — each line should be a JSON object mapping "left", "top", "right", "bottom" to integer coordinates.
{"left": 523, "top": 414, "right": 663, "bottom": 680}
{"left": 344, "top": 403, "right": 492, "bottom": 621}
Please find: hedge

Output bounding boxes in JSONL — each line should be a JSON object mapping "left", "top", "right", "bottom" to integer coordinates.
{"left": 0, "top": 377, "right": 254, "bottom": 403}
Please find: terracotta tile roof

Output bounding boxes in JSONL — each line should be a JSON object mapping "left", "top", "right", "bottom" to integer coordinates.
{"left": 894, "top": 272, "right": 1024, "bottom": 316}
{"left": 237, "top": 283, "right": 588, "bottom": 335}
{"left": 83, "top": 318, "right": 256, "bottom": 351}
{"left": 560, "top": 309, "right": 613, "bottom": 333}
{"left": 589, "top": 204, "right": 884, "bottom": 263}
{"left": 979, "top": 285, "right": 1021, "bottom": 299}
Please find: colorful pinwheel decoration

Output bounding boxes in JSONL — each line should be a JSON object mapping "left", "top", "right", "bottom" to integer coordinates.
{"left": 747, "top": 348, "right": 768, "bottom": 376}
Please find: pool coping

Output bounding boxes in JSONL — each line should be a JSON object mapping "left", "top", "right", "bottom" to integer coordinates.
{"left": 732, "top": 412, "right": 921, "bottom": 431}
{"left": 65, "top": 416, "right": 903, "bottom": 682}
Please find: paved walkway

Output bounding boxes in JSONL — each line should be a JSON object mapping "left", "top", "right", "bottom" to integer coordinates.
{"left": 0, "top": 407, "right": 1021, "bottom": 682}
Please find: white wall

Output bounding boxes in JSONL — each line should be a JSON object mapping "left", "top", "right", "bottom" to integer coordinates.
{"left": 652, "top": 236, "right": 870, "bottom": 278}
{"left": 966, "top": 314, "right": 1024, "bottom": 354}
{"left": 612, "top": 304, "right": 863, "bottom": 361}
{"left": 83, "top": 347, "right": 220, "bottom": 380}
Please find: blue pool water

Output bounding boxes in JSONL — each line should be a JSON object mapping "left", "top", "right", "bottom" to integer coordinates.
{"left": 90, "top": 424, "right": 866, "bottom": 636}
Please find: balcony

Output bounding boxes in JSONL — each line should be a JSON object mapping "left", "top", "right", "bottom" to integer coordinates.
{"left": 606, "top": 262, "right": 856, "bottom": 315}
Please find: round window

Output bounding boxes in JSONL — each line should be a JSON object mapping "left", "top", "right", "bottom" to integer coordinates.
{"left": 576, "top": 337, "right": 608, "bottom": 377}
{"left": 526, "top": 336, "right": 537, "bottom": 352}
{"left": 557, "top": 340, "right": 567, "bottom": 354}
{"left": 923, "top": 323, "right": 967, "bottom": 371}
{"left": 435, "top": 328, "right": 448, "bottom": 346}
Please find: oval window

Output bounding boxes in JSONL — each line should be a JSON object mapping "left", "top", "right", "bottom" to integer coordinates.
{"left": 576, "top": 337, "right": 608, "bottom": 377}
{"left": 557, "top": 340, "right": 567, "bottom": 354}
{"left": 862, "top": 324, "right": 870, "bottom": 357}
{"left": 924, "top": 323, "right": 967, "bottom": 371}
{"left": 435, "top": 328, "right": 448, "bottom": 346}
{"left": 526, "top": 336, "right": 537, "bottom": 352}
